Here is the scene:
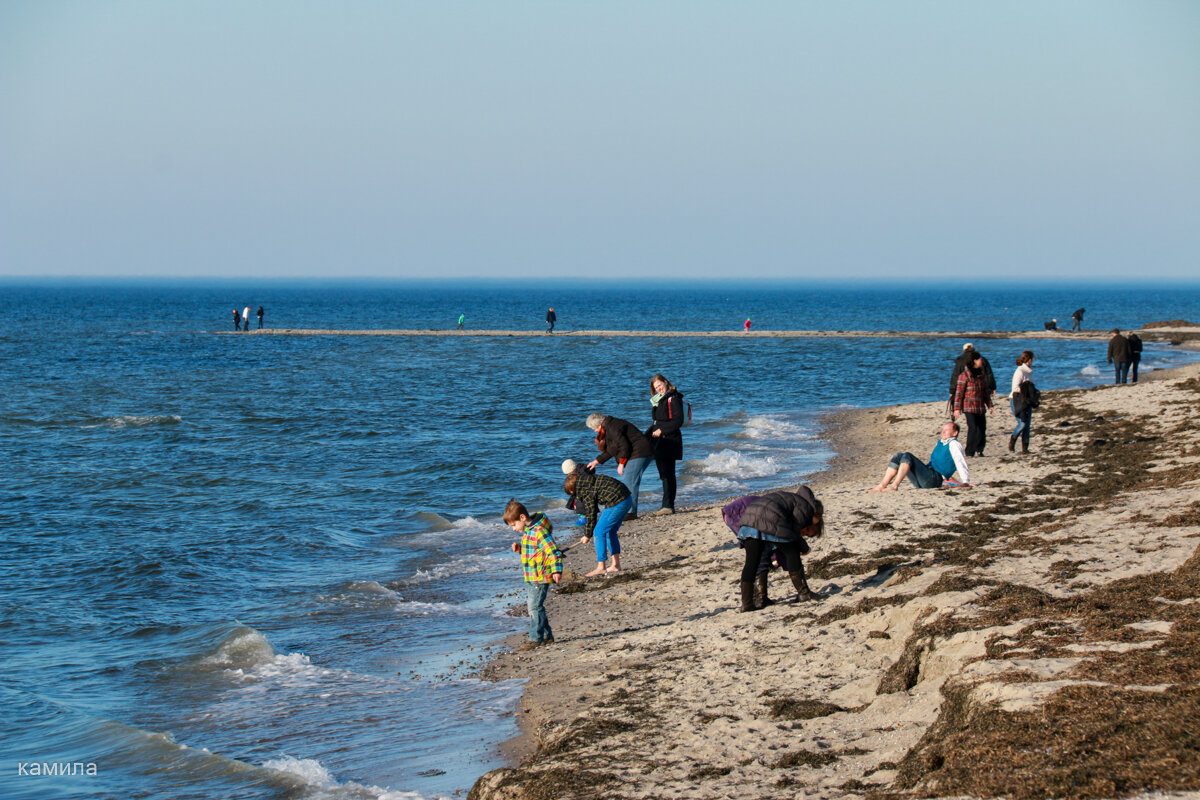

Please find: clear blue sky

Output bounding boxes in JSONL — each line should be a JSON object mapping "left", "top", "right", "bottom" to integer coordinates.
{"left": 2, "top": 1, "right": 1198, "bottom": 281}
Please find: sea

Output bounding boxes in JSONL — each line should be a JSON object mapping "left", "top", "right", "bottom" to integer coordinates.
{"left": 3, "top": 281, "right": 1199, "bottom": 800}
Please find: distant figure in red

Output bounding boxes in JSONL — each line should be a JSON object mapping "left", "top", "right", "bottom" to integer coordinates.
{"left": 744, "top": 318, "right": 751, "bottom": 332}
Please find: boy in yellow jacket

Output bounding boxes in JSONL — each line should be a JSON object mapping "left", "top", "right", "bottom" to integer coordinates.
{"left": 505, "top": 500, "right": 563, "bottom": 646}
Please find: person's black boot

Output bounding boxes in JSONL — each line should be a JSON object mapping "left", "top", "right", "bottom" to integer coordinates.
{"left": 789, "top": 565, "right": 817, "bottom": 602}
{"left": 1021, "top": 439, "right": 1029, "bottom": 454}
{"left": 754, "top": 572, "right": 774, "bottom": 609}
{"left": 739, "top": 581, "right": 756, "bottom": 612}
{"left": 1008, "top": 435, "right": 1017, "bottom": 452}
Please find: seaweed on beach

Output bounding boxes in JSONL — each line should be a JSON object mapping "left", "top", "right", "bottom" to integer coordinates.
{"left": 765, "top": 697, "right": 849, "bottom": 720}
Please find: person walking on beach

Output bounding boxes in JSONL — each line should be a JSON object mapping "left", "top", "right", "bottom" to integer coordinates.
{"left": 1107, "top": 329, "right": 1131, "bottom": 385}
{"left": 456, "top": 313, "right": 465, "bottom": 331}
{"left": 256, "top": 306, "right": 264, "bottom": 329}
{"left": 545, "top": 307, "right": 556, "bottom": 334}
{"left": 505, "top": 499, "right": 563, "bottom": 646}
{"left": 867, "top": 421, "right": 970, "bottom": 492}
{"left": 953, "top": 352, "right": 994, "bottom": 457}
{"left": 242, "top": 306, "right": 252, "bottom": 333}
{"left": 1009, "top": 350, "right": 1036, "bottom": 453}
{"left": 564, "top": 467, "right": 632, "bottom": 577}
{"left": 1128, "top": 331, "right": 1143, "bottom": 383}
{"left": 645, "top": 374, "right": 686, "bottom": 516}
{"left": 585, "top": 413, "right": 653, "bottom": 520}
{"left": 733, "top": 489, "right": 823, "bottom": 611}
{"left": 948, "top": 344, "right": 995, "bottom": 419}
{"left": 232, "top": 308, "right": 241, "bottom": 331}
{"left": 744, "top": 318, "right": 752, "bottom": 333}
{"left": 1071, "top": 308, "right": 1085, "bottom": 331}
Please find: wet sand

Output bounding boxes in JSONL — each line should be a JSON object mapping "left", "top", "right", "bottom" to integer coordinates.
{"left": 467, "top": 356, "right": 1200, "bottom": 800}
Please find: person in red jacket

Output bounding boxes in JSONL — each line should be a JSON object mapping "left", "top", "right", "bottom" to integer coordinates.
{"left": 952, "top": 352, "right": 994, "bottom": 457}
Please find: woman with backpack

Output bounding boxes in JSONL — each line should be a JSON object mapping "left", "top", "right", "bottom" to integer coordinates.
{"left": 645, "top": 374, "right": 686, "bottom": 516}
{"left": 1010, "top": 350, "right": 1036, "bottom": 454}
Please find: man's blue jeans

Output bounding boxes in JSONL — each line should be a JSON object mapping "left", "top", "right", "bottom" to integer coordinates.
{"left": 1010, "top": 398, "right": 1032, "bottom": 444}
{"left": 888, "top": 452, "right": 944, "bottom": 488}
{"left": 1114, "top": 361, "right": 1131, "bottom": 385}
{"left": 525, "top": 582, "right": 552, "bottom": 643}
{"left": 619, "top": 456, "right": 652, "bottom": 516}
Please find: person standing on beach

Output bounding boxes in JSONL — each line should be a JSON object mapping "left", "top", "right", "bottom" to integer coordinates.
{"left": 948, "top": 344, "right": 995, "bottom": 418}
{"left": 232, "top": 308, "right": 241, "bottom": 331}
{"left": 1009, "top": 350, "right": 1036, "bottom": 453}
{"left": 585, "top": 413, "right": 653, "bottom": 520}
{"left": 564, "top": 468, "right": 632, "bottom": 577}
{"left": 733, "top": 489, "right": 823, "bottom": 611}
{"left": 505, "top": 499, "right": 563, "bottom": 646}
{"left": 545, "top": 307, "right": 556, "bottom": 334}
{"left": 953, "top": 352, "right": 994, "bottom": 457}
{"left": 645, "top": 374, "right": 685, "bottom": 516}
{"left": 1128, "top": 331, "right": 1143, "bottom": 383}
{"left": 242, "top": 306, "right": 252, "bottom": 333}
{"left": 456, "top": 313, "right": 465, "bottom": 331}
{"left": 256, "top": 306, "right": 264, "bottom": 329}
{"left": 867, "top": 421, "right": 970, "bottom": 491}
{"left": 1071, "top": 308, "right": 1085, "bottom": 331}
{"left": 1107, "top": 329, "right": 1131, "bottom": 384}
{"left": 744, "top": 318, "right": 751, "bottom": 332}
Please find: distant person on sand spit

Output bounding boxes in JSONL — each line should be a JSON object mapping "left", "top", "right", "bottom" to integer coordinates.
{"left": 586, "top": 413, "right": 653, "bottom": 519}
{"left": 645, "top": 374, "right": 686, "bottom": 516}
{"left": 1009, "top": 350, "right": 1037, "bottom": 454}
{"left": 1107, "top": 329, "right": 1131, "bottom": 385}
{"left": 867, "top": 421, "right": 970, "bottom": 492}
{"left": 505, "top": 499, "right": 563, "bottom": 647}
{"left": 546, "top": 307, "right": 556, "bottom": 334}
{"left": 1128, "top": 331, "right": 1143, "bottom": 383}
{"left": 232, "top": 308, "right": 241, "bottom": 331}
{"left": 744, "top": 318, "right": 751, "bottom": 332}
{"left": 733, "top": 489, "right": 823, "bottom": 611}
{"left": 564, "top": 468, "right": 632, "bottom": 577}
{"left": 257, "top": 306, "right": 264, "bottom": 329}
{"left": 243, "top": 307, "right": 251, "bottom": 333}
{"left": 456, "top": 313, "right": 465, "bottom": 331}
{"left": 1071, "top": 308, "right": 1085, "bottom": 331}
{"left": 953, "top": 352, "right": 994, "bottom": 457}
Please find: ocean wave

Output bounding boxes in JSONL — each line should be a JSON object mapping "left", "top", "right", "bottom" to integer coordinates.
{"left": 396, "top": 553, "right": 510, "bottom": 587}
{"left": 733, "top": 415, "right": 807, "bottom": 441}
{"left": 693, "top": 449, "right": 784, "bottom": 479}
{"left": 263, "top": 755, "right": 433, "bottom": 799}
{"left": 1080, "top": 364, "right": 1101, "bottom": 377}
{"left": 84, "top": 414, "right": 183, "bottom": 429}
{"left": 198, "top": 626, "right": 277, "bottom": 672}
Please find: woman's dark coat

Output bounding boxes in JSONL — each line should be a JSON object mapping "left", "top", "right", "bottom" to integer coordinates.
{"left": 646, "top": 389, "right": 685, "bottom": 461}
{"left": 738, "top": 488, "right": 819, "bottom": 542}
{"left": 595, "top": 415, "right": 653, "bottom": 464}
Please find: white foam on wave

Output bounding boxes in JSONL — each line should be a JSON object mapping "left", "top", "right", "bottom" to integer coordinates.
{"left": 200, "top": 627, "right": 277, "bottom": 672}
{"left": 1080, "top": 364, "right": 1101, "bottom": 377}
{"left": 262, "top": 755, "right": 433, "bottom": 799}
{"left": 735, "top": 415, "right": 807, "bottom": 441}
{"left": 695, "top": 449, "right": 784, "bottom": 479}
{"left": 401, "top": 553, "right": 510, "bottom": 586}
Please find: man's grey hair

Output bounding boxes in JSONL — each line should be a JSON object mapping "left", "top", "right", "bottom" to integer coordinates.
{"left": 585, "top": 413, "right": 605, "bottom": 430}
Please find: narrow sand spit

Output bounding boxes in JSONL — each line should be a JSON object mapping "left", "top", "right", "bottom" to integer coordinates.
{"left": 469, "top": 359, "right": 1200, "bottom": 800}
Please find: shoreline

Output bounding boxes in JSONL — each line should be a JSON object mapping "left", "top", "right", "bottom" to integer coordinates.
{"left": 468, "top": 356, "right": 1200, "bottom": 800}
{"left": 219, "top": 326, "right": 1200, "bottom": 341}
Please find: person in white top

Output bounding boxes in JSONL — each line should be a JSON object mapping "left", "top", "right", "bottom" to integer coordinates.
{"left": 1009, "top": 350, "right": 1035, "bottom": 453}
{"left": 867, "top": 421, "right": 970, "bottom": 492}
{"left": 242, "top": 306, "right": 252, "bottom": 333}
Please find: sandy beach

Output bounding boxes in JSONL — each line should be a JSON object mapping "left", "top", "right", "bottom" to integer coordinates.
{"left": 469, "top": 356, "right": 1200, "bottom": 800}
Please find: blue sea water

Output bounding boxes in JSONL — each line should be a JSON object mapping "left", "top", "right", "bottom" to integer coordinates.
{"left": 2, "top": 281, "right": 1199, "bottom": 800}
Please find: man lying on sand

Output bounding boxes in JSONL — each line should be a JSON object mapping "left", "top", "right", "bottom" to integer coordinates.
{"left": 867, "top": 421, "right": 970, "bottom": 492}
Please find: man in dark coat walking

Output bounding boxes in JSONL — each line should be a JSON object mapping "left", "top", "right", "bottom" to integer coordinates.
{"left": 1107, "top": 329, "right": 1132, "bottom": 385}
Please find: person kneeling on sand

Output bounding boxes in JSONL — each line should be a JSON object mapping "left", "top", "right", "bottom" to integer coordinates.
{"left": 505, "top": 500, "right": 563, "bottom": 647}
{"left": 564, "top": 467, "right": 632, "bottom": 577}
{"left": 867, "top": 421, "right": 970, "bottom": 492}
{"left": 732, "top": 489, "right": 823, "bottom": 611}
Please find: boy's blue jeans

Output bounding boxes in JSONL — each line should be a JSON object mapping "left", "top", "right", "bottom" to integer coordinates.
{"left": 888, "top": 452, "right": 944, "bottom": 488}
{"left": 525, "top": 582, "right": 552, "bottom": 643}
{"left": 593, "top": 495, "right": 633, "bottom": 561}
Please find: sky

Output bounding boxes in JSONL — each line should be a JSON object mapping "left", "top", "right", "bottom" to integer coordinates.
{"left": 1, "top": 1, "right": 1198, "bottom": 282}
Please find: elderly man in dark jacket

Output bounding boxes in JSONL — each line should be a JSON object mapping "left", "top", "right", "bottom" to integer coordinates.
{"left": 586, "top": 413, "right": 654, "bottom": 519}
{"left": 732, "top": 488, "right": 824, "bottom": 611}
{"left": 1107, "top": 330, "right": 1132, "bottom": 385}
